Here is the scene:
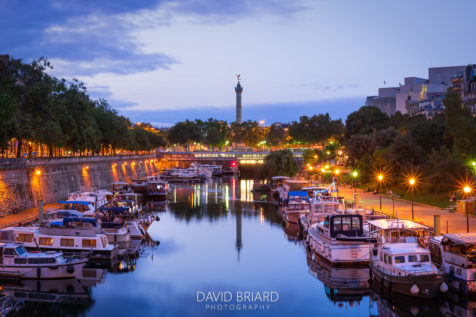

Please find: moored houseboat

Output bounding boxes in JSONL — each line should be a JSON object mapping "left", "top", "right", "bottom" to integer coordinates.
{"left": 283, "top": 191, "right": 310, "bottom": 224}
{"left": 429, "top": 233, "right": 476, "bottom": 295}
{"left": 368, "top": 218, "right": 447, "bottom": 298}
{"left": 0, "top": 243, "right": 88, "bottom": 279}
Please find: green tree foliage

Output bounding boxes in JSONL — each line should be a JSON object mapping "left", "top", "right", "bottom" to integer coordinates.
{"left": 0, "top": 56, "right": 163, "bottom": 156}
{"left": 344, "top": 106, "right": 389, "bottom": 140}
{"left": 265, "top": 124, "right": 285, "bottom": 146}
{"left": 444, "top": 89, "right": 476, "bottom": 158}
{"left": 167, "top": 120, "right": 202, "bottom": 147}
{"left": 289, "top": 114, "right": 343, "bottom": 144}
{"left": 264, "top": 150, "right": 298, "bottom": 177}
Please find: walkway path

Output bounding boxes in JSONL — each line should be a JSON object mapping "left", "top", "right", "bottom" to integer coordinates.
{"left": 0, "top": 202, "right": 60, "bottom": 229}
{"left": 337, "top": 183, "right": 475, "bottom": 234}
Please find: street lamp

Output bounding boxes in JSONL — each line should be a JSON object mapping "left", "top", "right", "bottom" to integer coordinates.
{"left": 377, "top": 174, "right": 383, "bottom": 210}
{"left": 464, "top": 185, "right": 472, "bottom": 233}
{"left": 352, "top": 171, "right": 358, "bottom": 193}
{"left": 334, "top": 169, "right": 340, "bottom": 192}
{"left": 409, "top": 178, "right": 416, "bottom": 220}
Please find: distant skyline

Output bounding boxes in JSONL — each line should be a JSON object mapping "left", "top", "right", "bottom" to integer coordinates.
{"left": 1, "top": 0, "right": 476, "bottom": 126}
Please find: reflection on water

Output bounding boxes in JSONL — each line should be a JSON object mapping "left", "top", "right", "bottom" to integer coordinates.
{"left": 3, "top": 177, "right": 476, "bottom": 317}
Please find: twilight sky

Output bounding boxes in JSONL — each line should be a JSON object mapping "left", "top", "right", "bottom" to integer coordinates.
{"left": 1, "top": 0, "right": 475, "bottom": 126}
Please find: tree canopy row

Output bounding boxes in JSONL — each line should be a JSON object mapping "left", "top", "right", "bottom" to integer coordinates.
{"left": 0, "top": 57, "right": 166, "bottom": 157}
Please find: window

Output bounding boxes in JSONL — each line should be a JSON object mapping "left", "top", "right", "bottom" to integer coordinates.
{"left": 394, "top": 256, "right": 405, "bottom": 264}
{"left": 39, "top": 237, "right": 53, "bottom": 246}
{"left": 333, "top": 217, "right": 341, "bottom": 232}
{"left": 342, "top": 217, "right": 352, "bottom": 231}
{"left": 16, "top": 233, "right": 33, "bottom": 243}
{"left": 15, "top": 246, "right": 26, "bottom": 256}
{"left": 352, "top": 217, "right": 361, "bottom": 231}
{"left": 3, "top": 248, "right": 16, "bottom": 256}
{"left": 82, "top": 239, "right": 97, "bottom": 248}
{"left": 14, "top": 258, "right": 27, "bottom": 264}
{"left": 60, "top": 239, "right": 74, "bottom": 247}
{"left": 383, "top": 254, "right": 388, "bottom": 264}
{"left": 420, "top": 254, "right": 430, "bottom": 262}
{"left": 408, "top": 255, "right": 418, "bottom": 262}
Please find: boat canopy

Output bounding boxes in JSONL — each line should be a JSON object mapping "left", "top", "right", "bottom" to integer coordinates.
{"left": 47, "top": 210, "right": 83, "bottom": 217}
{"left": 443, "top": 233, "right": 476, "bottom": 245}
{"left": 99, "top": 206, "right": 129, "bottom": 214}
{"left": 58, "top": 200, "right": 93, "bottom": 206}
{"left": 63, "top": 217, "right": 98, "bottom": 226}
{"left": 367, "top": 219, "right": 430, "bottom": 231}
{"left": 271, "top": 176, "right": 290, "bottom": 180}
{"left": 288, "top": 191, "right": 308, "bottom": 197}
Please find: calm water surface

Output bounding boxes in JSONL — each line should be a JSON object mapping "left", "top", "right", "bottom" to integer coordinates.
{"left": 4, "top": 178, "right": 472, "bottom": 317}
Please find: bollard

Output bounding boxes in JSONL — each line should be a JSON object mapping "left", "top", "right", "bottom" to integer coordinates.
{"left": 434, "top": 215, "right": 441, "bottom": 236}
{"left": 37, "top": 200, "right": 44, "bottom": 224}
{"left": 354, "top": 193, "right": 359, "bottom": 206}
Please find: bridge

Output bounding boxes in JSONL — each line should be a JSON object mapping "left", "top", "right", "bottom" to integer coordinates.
{"left": 157, "top": 151, "right": 303, "bottom": 168}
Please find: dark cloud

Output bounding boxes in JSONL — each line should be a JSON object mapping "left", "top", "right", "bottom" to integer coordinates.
{"left": 0, "top": 0, "right": 306, "bottom": 76}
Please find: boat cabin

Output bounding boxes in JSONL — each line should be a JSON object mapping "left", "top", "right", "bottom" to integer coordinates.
{"left": 270, "top": 176, "right": 289, "bottom": 189}
{"left": 323, "top": 214, "right": 364, "bottom": 238}
{"left": 58, "top": 201, "right": 95, "bottom": 213}
{"left": 430, "top": 233, "right": 476, "bottom": 269}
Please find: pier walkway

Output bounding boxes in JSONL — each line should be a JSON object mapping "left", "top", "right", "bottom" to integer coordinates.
{"left": 0, "top": 202, "right": 60, "bottom": 229}
{"left": 338, "top": 183, "right": 475, "bottom": 234}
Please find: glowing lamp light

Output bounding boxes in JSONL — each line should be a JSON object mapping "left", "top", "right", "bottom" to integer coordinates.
{"left": 472, "top": 161, "right": 476, "bottom": 167}
{"left": 325, "top": 165, "right": 330, "bottom": 169}
{"left": 352, "top": 171, "right": 358, "bottom": 178}
{"left": 321, "top": 168, "right": 325, "bottom": 173}
{"left": 231, "top": 161, "right": 237, "bottom": 167}
{"left": 377, "top": 174, "right": 383, "bottom": 181}
{"left": 326, "top": 151, "right": 330, "bottom": 155}
{"left": 334, "top": 169, "right": 340, "bottom": 175}
{"left": 409, "top": 178, "right": 415, "bottom": 186}
{"left": 464, "top": 186, "right": 472, "bottom": 194}
{"left": 338, "top": 150, "right": 343, "bottom": 155}
{"left": 314, "top": 155, "right": 318, "bottom": 159}
{"left": 308, "top": 166, "right": 313, "bottom": 171}
{"left": 35, "top": 170, "right": 42, "bottom": 176}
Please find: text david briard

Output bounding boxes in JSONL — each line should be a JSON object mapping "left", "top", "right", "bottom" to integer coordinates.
{"left": 196, "top": 291, "right": 279, "bottom": 311}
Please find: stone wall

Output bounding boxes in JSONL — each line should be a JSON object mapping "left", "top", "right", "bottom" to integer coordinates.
{"left": 0, "top": 155, "right": 158, "bottom": 215}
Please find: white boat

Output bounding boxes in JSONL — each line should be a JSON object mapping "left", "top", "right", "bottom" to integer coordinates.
{"left": 0, "top": 218, "right": 117, "bottom": 261}
{"left": 127, "top": 221, "right": 147, "bottom": 240}
{"left": 283, "top": 191, "right": 310, "bottom": 224}
{"left": 270, "top": 176, "right": 290, "bottom": 202}
{"left": 67, "top": 190, "right": 110, "bottom": 210}
{"left": 368, "top": 218, "right": 447, "bottom": 298}
{"left": 0, "top": 243, "right": 88, "bottom": 279}
{"left": 146, "top": 180, "right": 173, "bottom": 201}
{"left": 308, "top": 213, "right": 373, "bottom": 266}
{"left": 57, "top": 200, "right": 96, "bottom": 214}
{"left": 429, "top": 233, "right": 476, "bottom": 295}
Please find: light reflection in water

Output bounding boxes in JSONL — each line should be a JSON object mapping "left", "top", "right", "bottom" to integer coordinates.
{"left": 240, "top": 179, "right": 254, "bottom": 202}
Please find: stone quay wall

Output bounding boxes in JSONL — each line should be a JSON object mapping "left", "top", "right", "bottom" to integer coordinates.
{"left": 0, "top": 155, "right": 158, "bottom": 215}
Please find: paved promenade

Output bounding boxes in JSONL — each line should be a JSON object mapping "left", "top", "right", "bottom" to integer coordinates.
{"left": 337, "top": 183, "right": 475, "bottom": 234}
{"left": 0, "top": 202, "right": 60, "bottom": 229}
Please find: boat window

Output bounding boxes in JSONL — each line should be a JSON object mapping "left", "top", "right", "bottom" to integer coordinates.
{"left": 419, "top": 254, "right": 430, "bottom": 262}
{"left": 28, "top": 258, "right": 53, "bottom": 264}
{"left": 3, "top": 248, "right": 16, "bottom": 256}
{"left": 39, "top": 237, "right": 53, "bottom": 246}
{"left": 15, "top": 246, "right": 26, "bottom": 256}
{"left": 352, "top": 217, "right": 361, "bottom": 230}
{"left": 14, "top": 258, "right": 27, "bottom": 264}
{"left": 82, "top": 239, "right": 97, "bottom": 248}
{"left": 383, "top": 253, "right": 387, "bottom": 264}
{"left": 394, "top": 256, "right": 405, "bottom": 264}
{"left": 333, "top": 217, "right": 342, "bottom": 232}
{"left": 60, "top": 238, "right": 74, "bottom": 247}
{"left": 342, "top": 217, "right": 352, "bottom": 231}
{"left": 408, "top": 255, "right": 418, "bottom": 262}
{"left": 16, "top": 233, "right": 33, "bottom": 243}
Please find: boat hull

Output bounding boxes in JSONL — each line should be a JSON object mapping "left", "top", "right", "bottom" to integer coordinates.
{"left": 0, "top": 260, "right": 87, "bottom": 279}
{"left": 371, "top": 264, "right": 443, "bottom": 298}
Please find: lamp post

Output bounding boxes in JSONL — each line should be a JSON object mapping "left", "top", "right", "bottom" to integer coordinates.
{"left": 377, "top": 174, "right": 383, "bottom": 210}
{"left": 334, "top": 169, "right": 340, "bottom": 193}
{"left": 464, "top": 185, "right": 472, "bottom": 233}
{"left": 352, "top": 171, "right": 358, "bottom": 193}
{"left": 409, "top": 178, "right": 416, "bottom": 220}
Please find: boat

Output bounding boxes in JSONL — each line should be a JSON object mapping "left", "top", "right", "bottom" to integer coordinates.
{"left": 111, "top": 182, "right": 133, "bottom": 194}
{"left": 0, "top": 218, "right": 118, "bottom": 261}
{"left": 283, "top": 191, "right": 310, "bottom": 224}
{"left": 0, "top": 243, "right": 88, "bottom": 279}
{"left": 146, "top": 180, "right": 173, "bottom": 201}
{"left": 270, "top": 176, "right": 290, "bottom": 202}
{"left": 67, "top": 190, "right": 110, "bottom": 210}
{"left": 57, "top": 200, "right": 96, "bottom": 214}
{"left": 307, "top": 213, "right": 374, "bottom": 266}
{"left": 368, "top": 218, "right": 447, "bottom": 298}
{"left": 429, "top": 233, "right": 476, "bottom": 295}
{"left": 130, "top": 178, "right": 148, "bottom": 194}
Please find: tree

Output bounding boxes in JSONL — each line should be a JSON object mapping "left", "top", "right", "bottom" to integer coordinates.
{"left": 0, "top": 93, "right": 16, "bottom": 150}
{"left": 264, "top": 150, "right": 299, "bottom": 177}
{"left": 265, "top": 124, "right": 285, "bottom": 147}
{"left": 167, "top": 120, "right": 202, "bottom": 148}
{"left": 289, "top": 114, "right": 343, "bottom": 144}
{"left": 344, "top": 106, "right": 389, "bottom": 140}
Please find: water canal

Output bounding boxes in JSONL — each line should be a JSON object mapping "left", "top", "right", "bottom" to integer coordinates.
{"left": 3, "top": 177, "right": 471, "bottom": 317}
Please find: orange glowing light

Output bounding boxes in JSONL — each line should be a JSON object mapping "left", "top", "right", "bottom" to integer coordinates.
{"left": 35, "top": 170, "right": 42, "bottom": 176}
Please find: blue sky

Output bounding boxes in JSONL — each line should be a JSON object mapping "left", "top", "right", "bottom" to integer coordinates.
{"left": 1, "top": 0, "right": 475, "bottom": 126}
